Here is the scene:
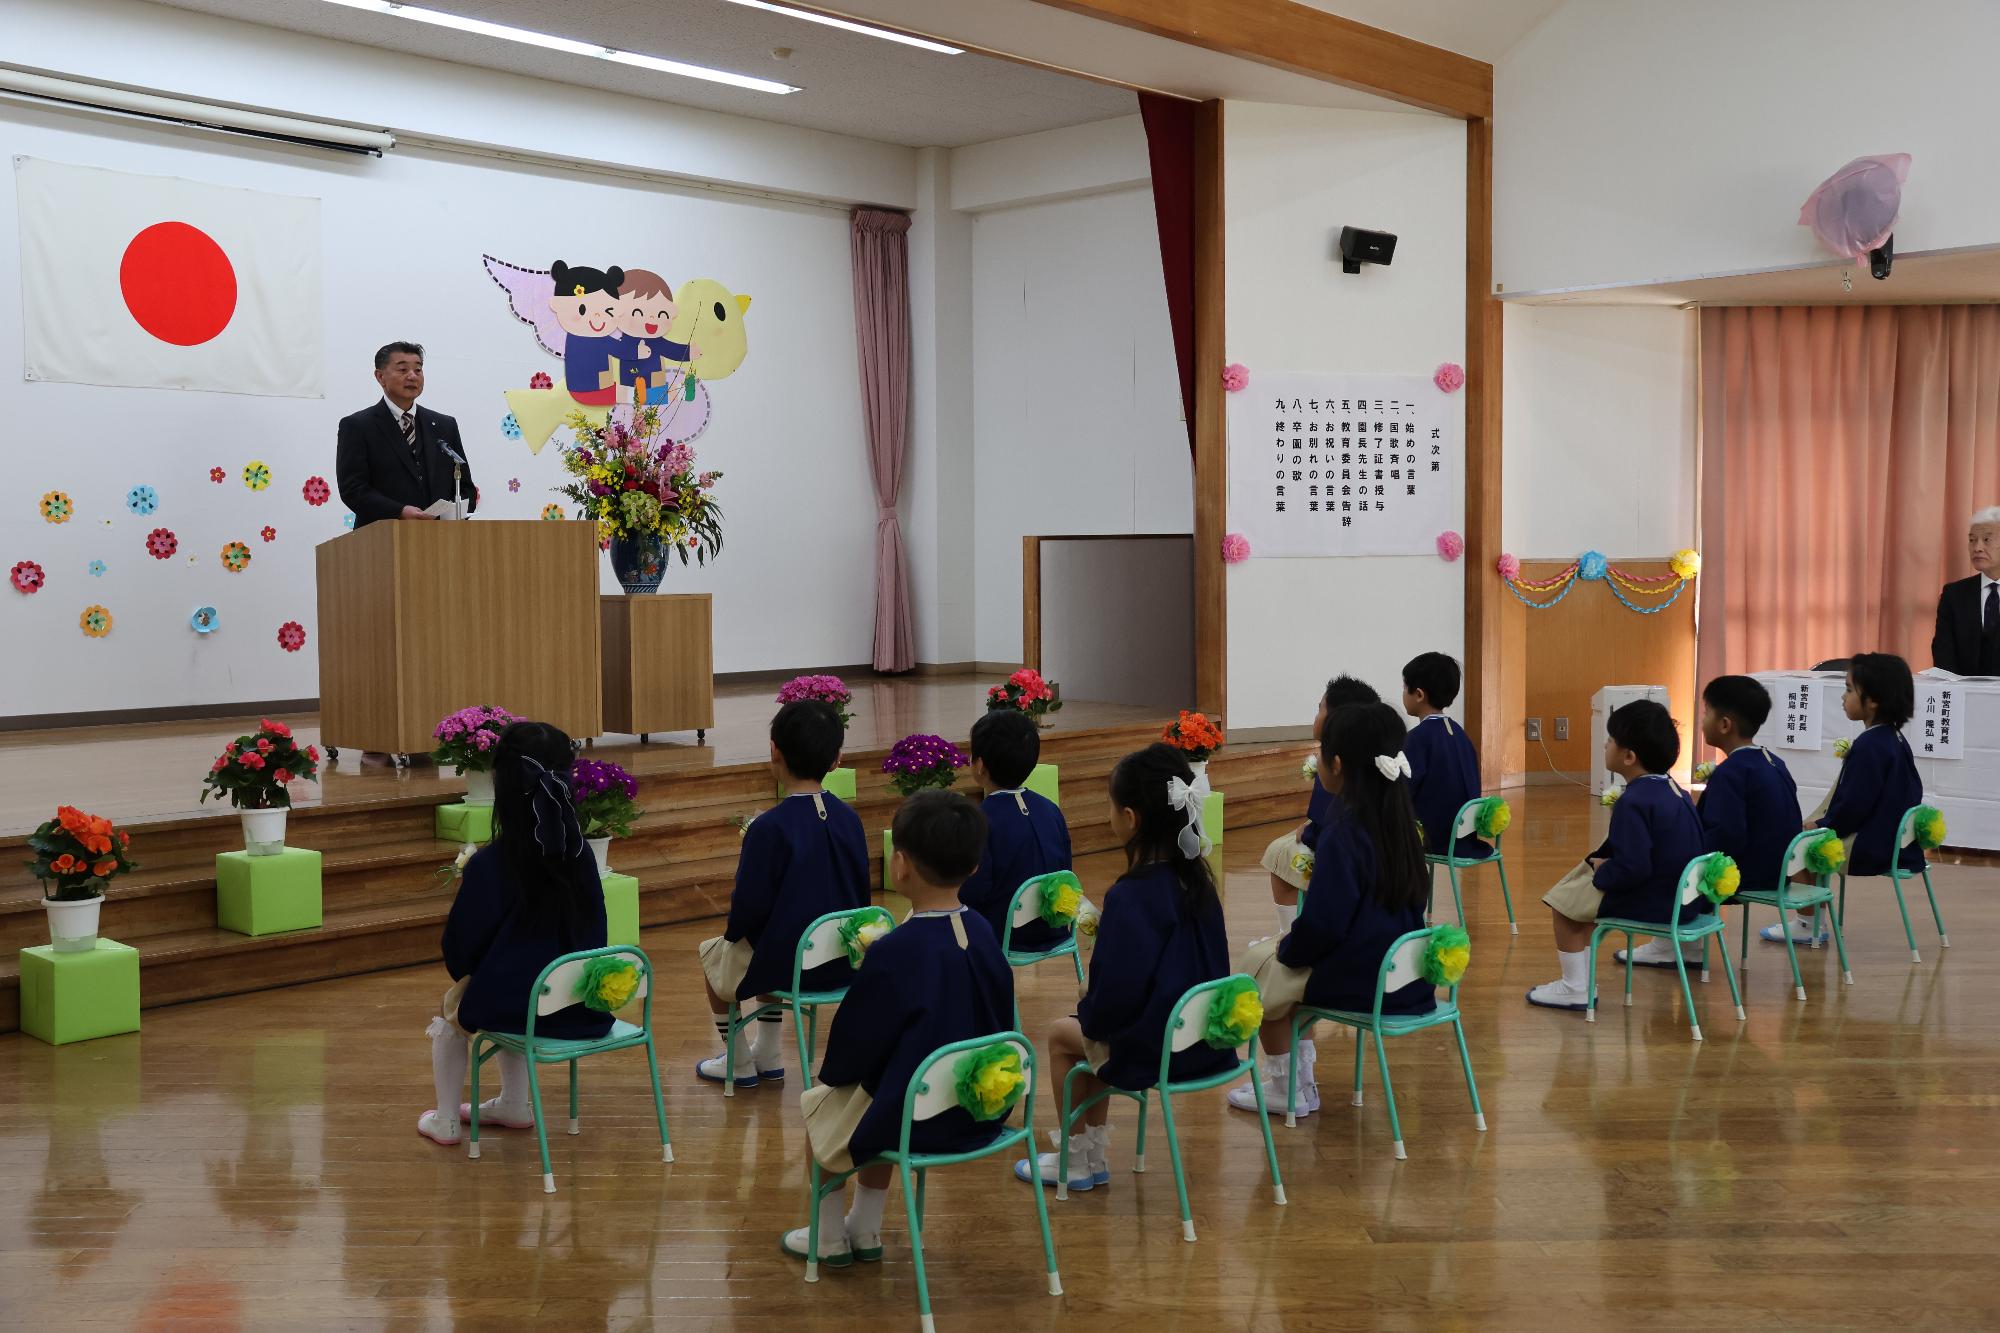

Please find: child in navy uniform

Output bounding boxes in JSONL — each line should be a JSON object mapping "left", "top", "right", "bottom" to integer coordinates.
{"left": 420, "top": 721, "right": 608, "bottom": 1146}
{"left": 1400, "top": 652, "right": 1487, "bottom": 860}
{"left": 1529, "top": 700, "right": 1704, "bottom": 1011}
{"left": 1016, "top": 744, "right": 1231, "bottom": 1190}
{"left": 958, "top": 708, "right": 1074, "bottom": 952}
{"left": 786, "top": 792, "right": 1013, "bottom": 1268}
{"left": 1239, "top": 703, "right": 1436, "bottom": 1119}
{"left": 697, "top": 700, "right": 869, "bottom": 1087}
{"left": 1257, "top": 675, "right": 1381, "bottom": 934}
{"left": 1769, "top": 653, "right": 1925, "bottom": 943}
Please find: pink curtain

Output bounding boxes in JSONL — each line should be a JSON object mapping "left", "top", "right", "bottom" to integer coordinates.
{"left": 851, "top": 208, "right": 915, "bottom": 672}
{"left": 1697, "top": 305, "right": 2000, "bottom": 687}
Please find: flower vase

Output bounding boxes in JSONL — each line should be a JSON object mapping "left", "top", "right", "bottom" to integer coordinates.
{"left": 1186, "top": 760, "right": 1210, "bottom": 783}
{"left": 608, "top": 534, "right": 667, "bottom": 595}
{"left": 462, "top": 769, "right": 496, "bottom": 807}
{"left": 43, "top": 894, "right": 104, "bottom": 953}
{"left": 240, "top": 807, "right": 288, "bottom": 857}
{"left": 588, "top": 836, "right": 612, "bottom": 877}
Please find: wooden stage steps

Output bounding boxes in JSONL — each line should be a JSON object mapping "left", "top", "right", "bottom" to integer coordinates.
{"left": 0, "top": 722, "right": 1309, "bottom": 1033}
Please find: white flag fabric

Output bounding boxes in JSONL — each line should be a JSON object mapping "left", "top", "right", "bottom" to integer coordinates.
{"left": 15, "top": 157, "right": 323, "bottom": 397}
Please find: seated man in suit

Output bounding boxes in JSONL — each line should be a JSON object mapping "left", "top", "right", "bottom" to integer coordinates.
{"left": 1932, "top": 505, "right": 1999, "bottom": 676}
{"left": 336, "top": 342, "right": 477, "bottom": 528}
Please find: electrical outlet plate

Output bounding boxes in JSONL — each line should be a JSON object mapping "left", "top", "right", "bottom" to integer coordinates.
{"left": 1526, "top": 718, "right": 1542, "bottom": 742}
{"left": 1555, "top": 717, "right": 1570, "bottom": 741}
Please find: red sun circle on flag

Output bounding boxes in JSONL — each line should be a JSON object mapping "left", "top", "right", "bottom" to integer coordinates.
{"left": 119, "top": 221, "right": 237, "bottom": 346}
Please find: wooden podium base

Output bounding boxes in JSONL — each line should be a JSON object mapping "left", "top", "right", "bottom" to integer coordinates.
{"left": 600, "top": 594, "right": 715, "bottom": 741}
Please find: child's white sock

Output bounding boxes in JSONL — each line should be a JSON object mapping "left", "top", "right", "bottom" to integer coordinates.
{"left": 817, "top": 1189, "right": 850, "bottom": 1252}
{"left": 711, "top": 1017, "right": 750, "bottom": 1068}
{"left": 845, "top": 1182, "right": 888, "bottom": 1240}
{"left": 1297, "top": 1035, "right": 1317, "bottom": 1068}
{"left": 1084, "top": 1123, "right": 1110, "bottom": 1174}
{"left": 1557, "top": 948, "right": 1590, "bottom": 991}
{"left": 426, "top": 1015, "right": 468, "bottom": 1130}
{"left": 751, "top": 1014, "right": 783, "bottom": 1068}
{"left": 493, "top": 1049, "right": 531, "bottom": 1111}
{"left": 1275, "top": 902, "right": 1299, "bottom": 934}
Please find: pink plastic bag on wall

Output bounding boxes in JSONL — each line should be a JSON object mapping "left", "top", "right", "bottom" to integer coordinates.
{"left": 1798, "top": 154, "right": 1910, "bottom": 257}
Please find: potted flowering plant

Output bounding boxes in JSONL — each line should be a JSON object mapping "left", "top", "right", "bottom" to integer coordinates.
{"left": 571, "top": 758, "right": 643, "bottom": 875}
{"left": 1162, "top": 710, "right": 1224, "bottom": 779}
{"left": 200, "top": 719, "right": 321, "bottom": 855}
{"left": 882, "top": 734, "right": 968, "bottom": 798}
{"left": 555, "top": 404, "right": 725, "bottom": 594}
{"left": 26, "top": 806, "right": 137, "bottom": 951}
{"left": 776, "top": 674, "right": 853, "bottom": 730}
{"left": 430, "top": 705, "right": 518, "bottom": 805}
{"left": 986, "top": 668, "right": 1063, "bottom": 727}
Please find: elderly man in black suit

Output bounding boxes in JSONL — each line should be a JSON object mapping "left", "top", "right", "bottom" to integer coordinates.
{"left": 335, "top": 342, "right": 477, "bottom": 527}
{"left": 1932, "top": 505, "right": 2000, "bottom": 675}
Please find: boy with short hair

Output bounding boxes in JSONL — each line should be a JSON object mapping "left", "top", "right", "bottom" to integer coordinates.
{"left": 786, "top": 791, "right": 1014, "bottom": 1268}
{"left": 1527, "top": 700, "right": 1704, "bottom": 1011}
{"left": 959, "top": 709, "right": 1073, "bottom": 952}
{"left": 697, "top": 700, "right": 869, "bottom": 1087}
{"left": 1400, "top": 652, "right": 1487, "bottom": 860}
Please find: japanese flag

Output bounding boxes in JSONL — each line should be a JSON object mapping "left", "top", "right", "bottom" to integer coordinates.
{"left": 15, "top": 156, "right": 323, "bottom": 397}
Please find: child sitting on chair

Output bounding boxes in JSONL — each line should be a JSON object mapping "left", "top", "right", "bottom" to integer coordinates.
{"left": 698, "top": 700, "right": 869, "bottom": 1088}
{"left": 1258, "top": 675, "right": 1380, "bottom": 933}
{"left": 1400, "top": 652, "right": 1487, "bottom": 861}
{"left": 1769, "top": 652, "right": 1923, "bottom": 944}
{"left": 1528, "top": 700, "right": 1704, "bottom": 1011}
{"left": 1016, "top": 744, "right": 1232, "bottom": 1190}
{"left": 958, "top": 708, "right": 1073, "bottom": 952}
{"left": 420, "top": 721, "right": 608, "bottom": 1146}
{"left": 786, "top": 791, "right": 1013, "bottom": 1267}
{"left": 1240, "top": 703, "right": 1435, "bottom": 1120}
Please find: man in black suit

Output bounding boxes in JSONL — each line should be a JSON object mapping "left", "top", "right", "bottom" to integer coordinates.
{"left": 1932, "top": 505, "right": 2000, "bottom": 675}
{"left": 335, "top": 342, "right": 477, "bottom": 527}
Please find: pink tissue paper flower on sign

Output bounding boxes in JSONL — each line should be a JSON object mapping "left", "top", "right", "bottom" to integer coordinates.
{"left": 1436, "top": 531, "right": 1464, "bottom": 562}
{"left": 1433, "top": 362, "right": 1465, "bottom": 394}
{"left": 1496, "top": 552, "right": 1521, "bottom": 580}
{"left": 1221, "top": 532, "right": 1251, "bottom": 564}
{"left": 1221, "top": 363, "right": 1249, "bottom": 393}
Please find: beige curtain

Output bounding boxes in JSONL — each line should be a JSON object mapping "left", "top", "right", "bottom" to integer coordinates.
{"left": 1697, "top": 305, "right": 2000, "bottom": 687}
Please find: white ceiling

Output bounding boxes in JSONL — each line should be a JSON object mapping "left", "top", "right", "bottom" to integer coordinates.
{"left": 1294, "top": 0, "right": 1565, "bottom": 61}
{"left": 1503, "top": 246, "right": 2000, "bottom": 307}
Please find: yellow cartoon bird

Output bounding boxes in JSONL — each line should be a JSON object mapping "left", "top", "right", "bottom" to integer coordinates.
{"left": 669, "top": 278, "right": 753, "bottom": 381}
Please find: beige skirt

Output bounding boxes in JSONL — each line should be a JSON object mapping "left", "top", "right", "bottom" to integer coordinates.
{"left": 1260, "top": 832, "right": 1311, "bottom": 891}
{"left": 441, "top": 977, "right": 472, "bottom": 1034}
{"left": 699, "top": 935, "right": 755, "bottom": 1001}
{"left": 800, "top": 1080, "right": 874, "bottom": 1174}
{"left": 1542, "top": 859, "right": 1604, "bottom": 921}
{"left": 1242, "top": 936, "right": 1313, "bottom": 1025}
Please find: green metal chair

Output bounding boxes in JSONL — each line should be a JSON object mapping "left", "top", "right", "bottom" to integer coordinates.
{"left": 1729, "top": 829, "right": 1853, "bottom": 1000}
{"left": 1424, "top": 798, "right": 1518, "bottom": 934}
{"left": 467, "top": 944, "right": 671, "bottom": 1195}
{"left": 1001, "top": 872, "right": 1086, "bottom": 1030}
{"left": 802, "top": 1032, "right": 1061, "bottom": 1332}
{"left": 1048, "top": 974, "right": 1285, "bottom": 1241}
{"left": 1284, "top": 927, "right": 1485, "bottom": 1160}
{"left": 1587, "top": 856, "right": 1746, "bottom": 1042}
{"left": 720, "top": 906, "right": 887, "bottom": 1095}
{"left": 1836, "top": 806, "right": 1949, "bottom": 964}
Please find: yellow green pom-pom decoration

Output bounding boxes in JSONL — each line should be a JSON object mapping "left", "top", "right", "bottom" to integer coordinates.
{"left": 1474, "top": 796, "right": 1512, "bottom": 839}
{"left": 953, "top": 1042, "right": 1026, "bottom": 1121}
{"left": 1601, "top": 787, "right": 1621, "bottom": 808}
{"left": 1670, "top": 548, "right": 1702, "bottom": 581}
{"left": 836, "top": 906, "right": 896, "bottom": 965}
{"left": 1289, "top": 847, "right": 1315, "bottom": 880}
{"left": 1421, "top": 924, "right": 1471, "bottom": 987}
{"left": 1803, "top": 831, "right": 1846, "bottom": 878}
{"left": 1075, "top": 899, "right": 1102, "bottom": 939}
{"left": 1202, "top": 975, "right": 1264, "bottom": 1049}
{"left": 1698, "top": 852, "right": 1741, "bottom": 905}
{"left": 1036, "top": 870, "right": 1084, "bottom": 927}
{"left": 1913, "top": 805, "right": 1947, "bottom": 851}
{"left": 1833, "top": 737, "right": 1851, "bottom": 759}
{"left": 574, "top": 955, "right": 640, "bottom": 1012}
{"left": 1693, "top": 761, "right": 1717, "bottom": 784}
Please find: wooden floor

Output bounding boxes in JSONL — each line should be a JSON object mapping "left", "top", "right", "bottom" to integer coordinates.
{"left": 4, "top": 787, "right": 1998, "bottom": 1329}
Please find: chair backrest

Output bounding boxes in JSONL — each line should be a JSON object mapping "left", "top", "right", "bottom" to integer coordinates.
{"left": 1897, "top": 805, "right": 1924, "bottom": 852}
{"left": 1451, "top": 799, "right": 1486, "bottom": 842}
{"left": 1008, "top": 870, "right": 1079, "bottom": 929}
{"left": 1783, "top": 829, "right": 1830, "bottom": 882}
{"left": 531, "top": 945, "right": 652, "bottom": 1020}
{"left": 907, "top": 1032, "right": 1035, "bottom": 1122}
{"left": 1380, "top": 931, "right": 1431, "bottom": 993}
{"left": 1676, "top": 856, "right": 1709, "bottom": 908}
{"left": 790, "top": 907, "right": 889, "bottom": 989}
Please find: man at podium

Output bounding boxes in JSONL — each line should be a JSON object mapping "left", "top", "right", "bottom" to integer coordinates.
{"left": 336, "top": 341, "right": 479, "bottom": 528}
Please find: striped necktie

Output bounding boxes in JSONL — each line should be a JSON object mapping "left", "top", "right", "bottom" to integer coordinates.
{"left": 399, "top": 410, "right": 417, "bottom": 454}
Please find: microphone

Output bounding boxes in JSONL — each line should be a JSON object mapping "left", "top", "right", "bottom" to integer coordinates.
{"left": 436, "top": 439, "right": 467, "bottom": 513}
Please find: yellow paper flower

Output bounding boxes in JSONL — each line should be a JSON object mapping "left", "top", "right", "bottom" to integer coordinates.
{"left": 243, "top": 460, "right": 272, "bottom": 491}
{"left": 1290, "top": 848, "right": 1315, "bottom": 879}
{"left": 855, "top": 918, "right": 892, "bottom": 952}
{"left": 1225, "top": 988, "right": 1263, "bottom": 1033}
{"left": 1601, "top": 787, "right": 1621, "bottom": 808}
{"left": 593, "top": 964, "right": 639, "bottom": 1010}
{"left": 1708, "top": 858, "right": 1741, "bottom": 901}
{"left": 965, "top": 1056, "right": 1024, "bottom": 1118}
{"left": 1475, "top": 797, "right": 1513, "bottom": 838}
{"left": 1916, "top": 808, "right": 1947, "bottom": 849}
{"left": 1670, "top": 548, "right": 1702, "bottom": 581}
{"left": 1075, "top": 900, "right": 1101, "bottom": 938}
{"left": 1301, "top": 753, "right": 1319, "bottom": 781}
{"left": 1039, "top": 877, "right": 1082, "bottom": 927}
{"left": 1833, "top": 737, "right": 1851, "bottom": 759}
{"left": 1432, "top": 943, "right": 1471, "bottom": 984}
{"left": 1693, "top": 761, "right": 1717, "bottom": 783}
{"left": 41, "top": 491, "right": 73, "bottom": 523}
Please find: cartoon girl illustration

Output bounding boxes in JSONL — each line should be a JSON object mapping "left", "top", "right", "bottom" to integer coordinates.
{"left": 547, "top": 261, "right": 625, "bottom": 405}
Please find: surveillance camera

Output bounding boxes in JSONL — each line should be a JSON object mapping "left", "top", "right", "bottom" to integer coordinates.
{"left": 1869, "top": 234, "right": 1894, "bottom": 281}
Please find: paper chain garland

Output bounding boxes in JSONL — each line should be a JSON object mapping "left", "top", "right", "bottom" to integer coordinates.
{"left": 1499, "top": 548, "right": 1700, "bottom": 614}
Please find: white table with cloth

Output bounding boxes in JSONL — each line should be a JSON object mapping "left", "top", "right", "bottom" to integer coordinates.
{"left": 1751, "top": 671, "right": 2000, "bottom": 851}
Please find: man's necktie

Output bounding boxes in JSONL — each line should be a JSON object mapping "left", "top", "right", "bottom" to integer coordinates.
{"left": 400, "top": 410, "right": 417, "bottom": 454}
{"left": 1987, "top": 582, "right": 1998, "bottom": 635}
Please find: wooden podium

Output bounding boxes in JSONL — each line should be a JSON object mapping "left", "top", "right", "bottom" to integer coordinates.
{"left": 316, "top": 520, "right": 602, "bottom": 756}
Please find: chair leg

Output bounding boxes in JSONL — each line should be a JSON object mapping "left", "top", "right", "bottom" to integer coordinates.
{"left": 1496, "top": 855, "right": 1518, "bottom": 933}
{"left": 1716, "top": 934, "right": 1746, "bottom": 1021}
{"left": 1371, "top": 1026, "right": 1405, "bottom": 1160}
{"left": 1889, "top": 873, "right": 1921, "bottom": 963}
{"left": 1672, "top": 949, "right": 1702, "bottom": 1043}
{"left": 644, "top": 1035, "right": 673, "bottom": 1162}
{"left": 1285, "top": 1014, "right": 1303, "bottom": 1129}
{"left": 567, "top": 1059, "right": 580, "bottom": 1135}
{"left": 1825, "top": 895, "right": 1854, "bottom": 986}
{"left": 915, "top": 1167, "right": 928, "bottom": 1231}
{"left": 1920, "top": 867, "right": 1948, "bottom": 948}
{"left": 1452, "top": 1016, "right": 1486, "bottom": 1131}
{"left": 525, "top": 1051, "right": 555, "bottom": 1193}
{"left": 1623, "top": 932, "right": 1636, "bottom": 1007}
{"left": 1248, "top": 1060, "right": 1287, "bottom": 1206}
{"left": 1779, "top": 909, "right": 1807, "bottom": 1001}
{"left": 793, "top": 1003, "right": 814, "bottom": 1091}
{"left": 1131, "top": 1090, "right": 1149, "bottom": 1173}
{"left": 1158, "top": 1092, "right": 1196, "bottom": 1242}
{"left": 466, "top": 1038, "right": 484, "bottom": 1160}
{"left": 724, "top": 1003, "right": 741, "bottom": 1098}
{"left": 1425, "top": 862, "right": 1436, "bottom": 924}
{"left": 1352, "top": 1026, "right": 1366, "bottom": 1106}
{"left": 1070, "top": 945, "right": 1085, "bottom": 986}
{"left": 805, "top": 1161, "right": 826, "bottom": 1284}
{"left": 1586, "top": 926, "right": 1603, "bottom": 1022}
{"left": 901, "top": 1161, "right": 936, "bottom": 1323}
{"left": 1056, "top": 1070, "right": 1078, "bottom": 1202}
{"left": 1739, "top": 904, "right": 1751, "bottom": 976}
{"left": 1023, "top": 1085, "right": 1062, "bottom": 1296}
{"left": 1447, "top": 864, "right": 1466, "bottom": 928}
{"left": 1699, "top": 932, "right": 1710, "bottom": 984}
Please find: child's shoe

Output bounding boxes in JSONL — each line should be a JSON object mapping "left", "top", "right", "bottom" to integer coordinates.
{"left": 1526, "top": 978, "right": 1591, "bottom": 1010}
{"left": 458, "top": 1096, "right": 536, "bottom": 1129}
{"left": 416, "top": 1110, "right": 461, "bottom": 1146}
{"left": 1014, "top": 1130, "right": 1098, "bottom": 1191}
{"left": 780, "top": 1227, "right": 852, "bottom": 1268}
{"left": 1760, "top": 916, "right": 1826, "bottom": 945}
{"left": 1616, "top": 938, "right": 1702, "bottom": 969}
{"left": 695, "top": 1053, "right": 759, "bottom": 1088}
{"left": 1227, "top": 1055, "right": 1319, "bottom": 1118}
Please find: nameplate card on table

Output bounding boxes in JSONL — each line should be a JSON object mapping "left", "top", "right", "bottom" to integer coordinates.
{"left": 1225, "top": 371, "right": 1461, "bottom": 558}
{"left": 1772, "top": 677, "right": 1824, "bottom": 751}
{"left": 1914, "top": 683, "right": 1963, "bottom": 760}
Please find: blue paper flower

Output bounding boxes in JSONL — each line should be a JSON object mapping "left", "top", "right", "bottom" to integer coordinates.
{"left": 342, "top": 513, "right": 356, "bottom": 530}
{"left": 191, "top": 606, "right": 219, "bottom": 634}
{"left": 1578, "top": 550, "right": 1608, "bottom": 581}
{"left": 126, "top": 484, "right": 159, "bottom": 515}
{"left": 501, "top": 413, "right": 523, "bottom": 440}
{"left": 88, "top": 559, "right": 107, "bottom": 577}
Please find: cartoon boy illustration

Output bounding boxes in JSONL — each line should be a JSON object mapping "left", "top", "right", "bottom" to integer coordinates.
{"left": 613, "top": 269, "right": 699, "bottom": 404}
{"left": 547, "top": 261, "right": 625, "bottom": 405}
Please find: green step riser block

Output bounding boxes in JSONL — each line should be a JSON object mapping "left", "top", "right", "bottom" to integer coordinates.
{"left": 20, "top": 939, "right": 141, "bottom": 1046}
{"left": 601, "top": 871, "right": 640, "bottom": 947}
{"left": 435, "top": 803, "right": 495, "bottom": 844}
{"left": 216, "top": 848, "right": 324, "bottom": 937}
{"left": 778, "top": 768, "right": 856, "bottom": 802}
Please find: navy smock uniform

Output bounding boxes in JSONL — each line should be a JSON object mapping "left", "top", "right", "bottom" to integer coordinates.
{"left": 958, "top": 787, "right": 1074, "bottom": 953}
{"left": 1077, "top": 863, "right": 1236, "bottom": 1090}
{"left": 1403, "top": 714, "right": 1488, "bottom": 860}
{"left": 1697, "top": 745, "right": 1801, "bottom": 891}
{"left": 443, "top": 844, "right": 611, "bottom": 1039}
{"left": 1818, "top": 725, "right": 1925, "bottom": 876}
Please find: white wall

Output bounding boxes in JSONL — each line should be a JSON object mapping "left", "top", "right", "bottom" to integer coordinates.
{"left": 905, "top": 148, "right": 976, "bottom": 665}
{"left": 1501, "top": 304, "right": 1697, "bottom": 558}
{"left": 1496, "top": 0, "right": 2000, "bottom": 295}
{"left": 1224, "top": 102, "right": 1467, "bottom": 729}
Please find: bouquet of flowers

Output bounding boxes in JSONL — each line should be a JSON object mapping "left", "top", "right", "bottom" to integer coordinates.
{"left": 882, "top": 734, "right": 968, "bottom": 798}
{"left": 201, "top": 719, "right": 321, "bottom": 810}
{"left": 27, "top": 806, "right": 137, "bottom": 901}
{"left": 777, "top": 674, "right": 853, "bottom": 729}
{"left": 571, "top": 758, "right": 643, "bottom": 838}
{"left": 986, "top": 668, "right": 1063, "bottom": 722}
{"left": 431, "top": 705, "right": 517, "bottom": 775}
{"left": 1163, "top": 710, "right": 1224, "bottom": 762}
{"left": 554, "top": 405, "right": 724, "bottom": 564}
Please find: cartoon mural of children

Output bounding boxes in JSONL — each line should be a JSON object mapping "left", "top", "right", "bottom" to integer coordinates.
{"left": 547, "top": 261, "right": 625, "bottom": 405}
{"left": 614, "top": 269, "right": 697, "bottom": 404}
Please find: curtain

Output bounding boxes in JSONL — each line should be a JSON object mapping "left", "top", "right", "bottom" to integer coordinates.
{"left": 1139, "top": 92, "right": 1196, "bottom": 452}
{"left": 1697, "top": 305, "right": 2000, "bottom": 687}
{"left": 850, "top": 208, "right": 916, "bottom": 673}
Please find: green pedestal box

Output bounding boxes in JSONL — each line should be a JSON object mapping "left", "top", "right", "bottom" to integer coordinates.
{"left": 781, "top": 768, "right": 855, "bottom": 802}
{"left": 435, "top": 803, "right": 494, "bottom": 844}
{"left": 602, "top": 872, "right": 640, "bottom": 947}
{"left": 1205, "top": 790, "right": 1225, "bottom": 846}
{"left": 216, "top": 848, "right": 324, "bottom": 937}
{"left": 1024, "top": 763, "right": 1060, "bottom": 805}
{"left": 20, "top": 939, "right": 141, "bottom": 1046}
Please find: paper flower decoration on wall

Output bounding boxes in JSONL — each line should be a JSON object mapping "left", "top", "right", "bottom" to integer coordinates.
{"left": 1670, "top": 548, "right": 1702, "bottom": 581}
{"left": 191, "top": 606, "right": 218, "bottom": 634}
{"left": 1578, "top": 550, "right": 1608, "bottom": 581}
{"left": 501, "top": 413, "right": 523, "bottom": 440}
{"left": 529, "top": 370, "right": 553, "bottom": 390}
{"left": 11, "top": 560, "right": 45, "bottom": 594}
{"left": 342, "top": 514, "right": 356, "bottom": 530}
{"left": 243, "top": 461, "right": 271, "bottom": 491}
{"left": 540, "top": 504, "right": 564, "bottom": 521}
{"left": 277, "top": 621, "right": 307, "bottom": 652}
{"left": 1434, "top": 362, "right": 1466, "bottom": 394}
{"left": 507, "top": 478, "right": 521, "bottom": 493}
{"left": 40, "top": 491, "right": 72, "bottom": 523}
{"left": 1496, "top": 552, "right": 1521, "bottom": 580}
{"left": 302, "top": 476, "right": 331, "bottom": 507}
{"left": 261, "top": 526, "right": 277, "bottom": 543}
{"left": 1436, "top": 530, "right": 1464, "bottom": 562}
{"left": 209, "top": 467, "right": 227, "bottom": 484}
{"left": 80, "top": 605, "right": 112, "bottom": 638}
{"left": 126, "top": 485, "right": 159, "bottom": 515}
{"left": 221, "top": 541, "right": 253, "bottom": 572}
{"left": 1221, "top": 532, "right": 1251, "bottom": 564}
{"left": 146, "top": 528, "right": 178, "bottom": 560}
{"left": 1222, "top": 363, "right": 1250, "bottom": 392}
{"left": 88, "top": 560, "right": 107, "bottom": 578}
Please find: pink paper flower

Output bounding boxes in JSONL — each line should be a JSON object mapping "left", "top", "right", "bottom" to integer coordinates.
{"left": 1496, "top": 552, "right": 1521, "bottom": 581}
{"left": 1436, "top": 531, "right": 1464, "bottom": 562}
{"left": 1221, "top": 532, "right": 1251, "bottom": 564}
{"left": 1433, "top": 362, "right": 1466, "bottom": 394}
{"left": 530, "top": 371, "right": 553, "bottom": 390}
{"left": 1221, "top": 363, "right": 1249, "bottom": 393}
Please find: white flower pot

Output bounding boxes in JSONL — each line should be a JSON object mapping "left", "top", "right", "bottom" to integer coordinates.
{"left": 44, "top": 894, "right": 104, "bottom": 953}
{"left": 588, "top": 836, "right": 612, "bottom": 877}
{"left": 462, "top": 769, "right": 496, "bottom": 807}
{"left": 241, "top": 807, "right": 288, "bottom": 857}
{"left": 1186, "top": 760, "right": 1210, "bottom": 783}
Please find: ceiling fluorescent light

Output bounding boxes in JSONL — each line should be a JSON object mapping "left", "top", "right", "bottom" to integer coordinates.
{"left": 319, "top": 0, "right": 801, "bottom": 93}
{"left": 718, "top": 0, "right": 963, "bottom": 54}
